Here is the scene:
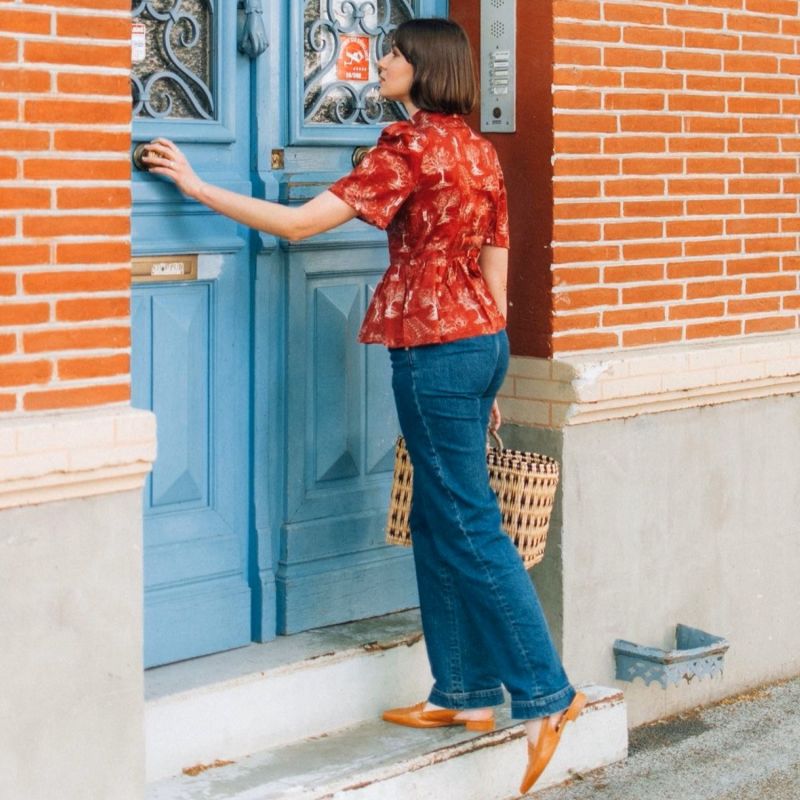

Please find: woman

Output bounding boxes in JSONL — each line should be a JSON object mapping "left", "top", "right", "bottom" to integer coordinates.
{"left": 143, "top": 18, "right": 585, "bottom": 794}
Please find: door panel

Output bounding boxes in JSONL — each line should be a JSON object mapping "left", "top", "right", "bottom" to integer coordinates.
{"left": 277, "top": 241, "right": 419, "bottom": 634}
{"left": 269, "top": 0, "right": 449, "bottom": 634}
{"left": 149, "top": 288, "right": 209, "bottom": 509}
{"left": 131, "top": 2, "right": 255, "bottom": 667}
{"left": 131, "top": 253, "right": 252, "bottom": 668}
{"left": 313, "top": 283, "right": 362, "bottom": 483}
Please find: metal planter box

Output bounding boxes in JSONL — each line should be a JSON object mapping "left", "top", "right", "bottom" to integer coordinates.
{"left": 614, "top": 625, "right": 730, "bottom": 688}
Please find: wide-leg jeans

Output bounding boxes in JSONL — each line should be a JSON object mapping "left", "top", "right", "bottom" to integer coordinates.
{"left": 389, "top": 330, "right": 576, "bottom": 719}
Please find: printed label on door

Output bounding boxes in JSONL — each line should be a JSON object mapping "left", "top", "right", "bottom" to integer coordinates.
{"left": 337, "top": 36, "right": 370, "bottom": 82}
{"left": 132, "top": 22, "right": 147, "bottom": 64}
{"left": 151, "top": 261, "right": 186, "bottom": 277}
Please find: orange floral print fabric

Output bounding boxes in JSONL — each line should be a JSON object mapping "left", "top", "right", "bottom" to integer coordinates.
{"left": 329, "top": 110, "right": 509, "bottom": 348}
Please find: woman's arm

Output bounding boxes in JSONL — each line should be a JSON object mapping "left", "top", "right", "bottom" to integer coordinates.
{"left": 479, "top": 244, "right": 508, "bottom": 319}
{"left": 142, "top": 138, "right": 357, "bottom": 241}
{"left": 193, "top": 184, "right": 357, "bottom": 242}
{"left": 479, "top": 244, "right": 509, "bottom": 431}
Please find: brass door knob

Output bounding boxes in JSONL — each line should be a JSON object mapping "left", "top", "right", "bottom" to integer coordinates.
{"left": 132, "top": 142, "right": 153, "bottom": 171}
{"left": 352, "top": 146, "right": 371, "bottom": 168}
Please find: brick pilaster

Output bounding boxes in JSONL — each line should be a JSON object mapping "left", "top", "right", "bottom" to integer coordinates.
{"left": 0, "top": 0, "right": 132, "bottom": 413}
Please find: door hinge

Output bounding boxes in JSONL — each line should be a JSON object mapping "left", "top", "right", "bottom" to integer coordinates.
{"left": 271, "top": 149, "right": 285, "bottom": 170}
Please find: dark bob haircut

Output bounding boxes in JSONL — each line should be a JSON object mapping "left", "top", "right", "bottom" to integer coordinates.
{"left": 392, "top": 18, "right": 478, "bottom": 116}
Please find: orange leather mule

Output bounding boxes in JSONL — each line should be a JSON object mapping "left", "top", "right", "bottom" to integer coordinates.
{"left": 519, "top": 691, "right": 587, "bottom": 794}
{"left": 382, "top": 701, "right": 495, "bottom": 732}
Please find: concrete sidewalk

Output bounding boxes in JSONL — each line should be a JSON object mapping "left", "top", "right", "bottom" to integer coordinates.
{"left": 535, "top": 675, "right": 800, "bottom": 800}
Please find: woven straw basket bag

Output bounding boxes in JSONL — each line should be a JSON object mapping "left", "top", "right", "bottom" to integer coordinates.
{"left": 385, "top": 431, "right": 560, "bottom": 568}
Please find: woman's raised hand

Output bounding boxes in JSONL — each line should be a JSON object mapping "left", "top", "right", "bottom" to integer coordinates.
{"left": 141, "top": 138, "right": 204, "bottom": 200}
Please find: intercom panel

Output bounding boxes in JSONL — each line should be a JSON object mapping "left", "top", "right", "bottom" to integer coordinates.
{"left": 480, "top": 0, "right": 517, "bottom": 133}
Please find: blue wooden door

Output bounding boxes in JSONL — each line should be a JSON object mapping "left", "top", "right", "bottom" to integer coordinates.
{"left": 251, "top": 0, "right": 448, "bottom": 636}
{"left": 132, "top": 2, "right": 450, "bottom": 664}
{"left": 130, "top": 2, "right": 259, "bottom": 667}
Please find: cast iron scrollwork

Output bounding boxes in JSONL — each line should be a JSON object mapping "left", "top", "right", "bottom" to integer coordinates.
{"left": 131, "top": 0, "right": 215, "bottom": 121}
{"left": 304, "top": 0, "right": 415, "bottom": 126}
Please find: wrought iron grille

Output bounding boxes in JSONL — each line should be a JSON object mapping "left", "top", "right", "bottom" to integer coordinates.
{"left": 131, "top": 0, "right": 215, "bottom": 121}
{"left": 304, "top": 0, "right": 415, "bottom": 126}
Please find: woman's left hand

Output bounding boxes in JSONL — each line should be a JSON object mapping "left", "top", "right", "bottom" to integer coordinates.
{"left": 490, "top": 399, "right": 502, "bottom": 431}
{"left": 141, "top": 138, "right": 204, "bottom": 200}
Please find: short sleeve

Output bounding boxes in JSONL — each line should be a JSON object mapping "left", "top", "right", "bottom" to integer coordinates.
{"left": 328, "top": 122, "right": 419, "bottom": 230}
{"left": 486, "top": 151, "right": 510, "bottom": 249}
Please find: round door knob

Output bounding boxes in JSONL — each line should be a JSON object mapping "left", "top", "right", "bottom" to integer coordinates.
{"left": 132, "top": 142, "right": 153, "bottom": 171}
{"left": 352, "top": 146, "right": 371, "bottom": 168}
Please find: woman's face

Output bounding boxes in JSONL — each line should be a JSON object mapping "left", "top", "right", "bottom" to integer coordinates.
{"left": 377, "top": 46, "right": 414, "bottom": 104}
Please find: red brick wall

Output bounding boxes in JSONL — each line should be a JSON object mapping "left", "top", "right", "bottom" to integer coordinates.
{"left": 552, "top": 0, "right": 800, "bottom": 353}
{"left": 0, "top": 0, "right": 132, "bottom": 413}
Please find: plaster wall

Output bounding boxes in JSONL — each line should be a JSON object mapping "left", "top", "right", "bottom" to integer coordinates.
{"left": 506, "top": 392, "right": 800, "bottom": 726}
{"left": 0, "top": 490, "right": 145, "bottom": 800}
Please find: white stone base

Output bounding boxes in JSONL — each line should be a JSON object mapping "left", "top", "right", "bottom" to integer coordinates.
{"left": 0, "top": 405, "right": 156, "bottom": 800}
{"left": 0, "top": 490, "right": 147, "bottom": 800}
{"left": 145, "top": 611, "right": 432, "bottom": 782}
{"left": 147, "top": 684, "right": 627, "bottom": 800}
{"left": 502, "top": 388, "right": 800, "bottom": 728}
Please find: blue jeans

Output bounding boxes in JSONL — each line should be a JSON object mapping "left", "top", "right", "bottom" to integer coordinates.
{"left": 389, "top": 331, "right": 575, "bottom": 720}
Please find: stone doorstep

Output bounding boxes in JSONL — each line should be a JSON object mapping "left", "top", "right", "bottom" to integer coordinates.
{"left": 146, "top": 685, "right": 627, "bottom": 800}
{"left": 145, "top": 610, "right": 433, "bottom": 782}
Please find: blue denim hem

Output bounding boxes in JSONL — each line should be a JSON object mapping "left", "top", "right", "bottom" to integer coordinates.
{"left": 428, "top": 686, "right": 505, "bottom": 710}
{"left": 510, "top": 684, "right": 576, "bottom": 720}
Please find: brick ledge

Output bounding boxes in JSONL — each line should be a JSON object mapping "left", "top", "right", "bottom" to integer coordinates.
{"left": 0, "top": 406, "right": 156, "bottom": 510}
{"left": 499, "top": 332, "right": 800, "bottom": 427}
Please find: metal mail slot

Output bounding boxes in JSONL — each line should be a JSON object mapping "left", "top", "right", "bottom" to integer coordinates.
{"left": 132, "top": 255, "right": 198, "bottom": 283}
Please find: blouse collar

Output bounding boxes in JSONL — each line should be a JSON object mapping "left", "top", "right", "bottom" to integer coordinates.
{"left": 411, "top": 109, "right": 465, "bottom": 126}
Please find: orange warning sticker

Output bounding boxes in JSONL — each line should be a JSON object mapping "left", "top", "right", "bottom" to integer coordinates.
{"left": 337, "top": 36, "right": 370, "bottom": 82}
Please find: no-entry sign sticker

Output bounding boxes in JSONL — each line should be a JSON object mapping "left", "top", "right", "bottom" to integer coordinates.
{"left": 337, "top": 36, "right": 370, "bottom": 82}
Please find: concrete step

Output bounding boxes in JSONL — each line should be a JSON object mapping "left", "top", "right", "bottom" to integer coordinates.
{"left": 145, "top": 610, "right": 432, "bottom": 781}
{"left": 147, "top": 685, "right": 627, "bottom": 800}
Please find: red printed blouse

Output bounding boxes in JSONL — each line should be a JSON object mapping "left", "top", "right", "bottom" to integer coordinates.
{"left": 329, "top": 110, "right": 509, "bottom": 348}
